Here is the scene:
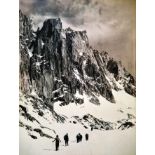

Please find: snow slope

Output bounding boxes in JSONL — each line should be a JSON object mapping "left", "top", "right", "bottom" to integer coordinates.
{"left": 54, "top": 90, "right": 136, "bottom": 123}
{"left": 19, "top": 90, "right": 136, "bottom": 155}
{"left": 20, "top": 126, "right": 135, "bottom": 155}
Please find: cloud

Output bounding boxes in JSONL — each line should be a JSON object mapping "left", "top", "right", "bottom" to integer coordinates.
{"left": 20, "top": 0, "right": 136, "bottom": 75}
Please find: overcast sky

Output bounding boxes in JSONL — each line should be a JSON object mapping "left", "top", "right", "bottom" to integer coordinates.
{"left": 20, "top": 0, "right": 136, "bottom": 76}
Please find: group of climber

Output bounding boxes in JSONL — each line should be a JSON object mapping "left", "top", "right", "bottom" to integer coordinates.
{"left": 53, "top": 133, "right": 89, "bottom": 151}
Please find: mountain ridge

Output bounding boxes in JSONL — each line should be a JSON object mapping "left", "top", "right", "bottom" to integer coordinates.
{"left": 20, "top": 11, "right": 135, "bottom": 106}
{"left": 19, "top": 10, "right": 135, "bottom": 109}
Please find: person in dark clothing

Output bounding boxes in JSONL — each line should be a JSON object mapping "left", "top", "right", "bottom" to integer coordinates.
{"left": 53, "top": 135, "right": 61, "bottom": 151}
{"left": 64, "top": 133, "right": 69, "bottom": 146}
{"left": 76, "top": 133, "right": 83, "bottom": 143}
{"left": 85, "top": 133, "right": 89, "bottom": 141}
{"left": 76, "top": 134, "right": 79, "bottom": 143}
{"left": 79, "top": 133, "right": 82, "bottom": 142}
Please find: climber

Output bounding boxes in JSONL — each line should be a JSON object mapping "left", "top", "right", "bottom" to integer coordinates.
{"left": 85, "top": 133, "right": 89, "bottom": 141}
{"left": 64, "top": 133, "right": 69, "bottom": 146}
{"left": 53, "top": 135, "right": 61, "bottom": 151}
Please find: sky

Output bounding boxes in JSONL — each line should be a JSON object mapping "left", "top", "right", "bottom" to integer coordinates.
{"left": 20, "top": 0, "right": 136, "bottom": 76}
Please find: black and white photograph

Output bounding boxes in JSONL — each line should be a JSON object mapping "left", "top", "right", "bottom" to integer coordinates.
{"left": 19, "top": 0, "right": 136, "bottom": 155}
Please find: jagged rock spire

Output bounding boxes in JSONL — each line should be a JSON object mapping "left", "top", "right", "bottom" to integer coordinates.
{"left": 19, "top": 11, "right": 136, "bottom": 106}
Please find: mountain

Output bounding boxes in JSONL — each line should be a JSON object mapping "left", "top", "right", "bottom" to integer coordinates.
{"left": 19, "top": 10, "right": 136, "bottom": 155}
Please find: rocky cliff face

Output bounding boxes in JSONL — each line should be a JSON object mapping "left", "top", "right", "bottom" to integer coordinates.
{"left": 19, "top": 10, "right": 136, "bottom": 108}
{"left": 19, "top": 10, "right": 34, "bottom": 94}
